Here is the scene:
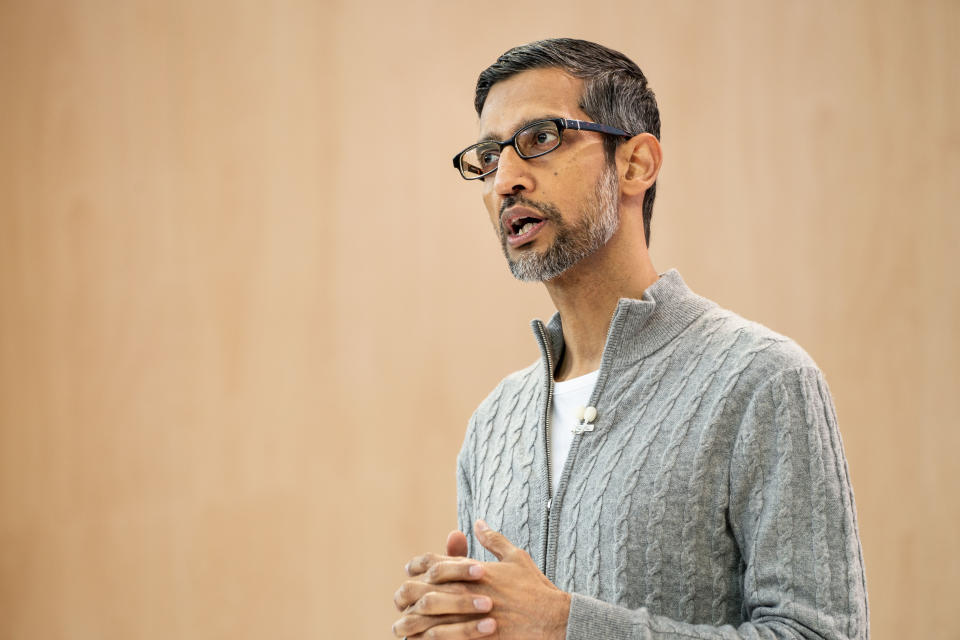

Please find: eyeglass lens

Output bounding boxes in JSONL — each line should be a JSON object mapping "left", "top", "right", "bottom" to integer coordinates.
{"left": 459, "top": 120, "right": 562, "bottom": 178}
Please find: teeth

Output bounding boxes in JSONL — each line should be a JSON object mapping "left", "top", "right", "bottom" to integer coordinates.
{"left": 519, "top": 221, "right": 535, "bottom": 234}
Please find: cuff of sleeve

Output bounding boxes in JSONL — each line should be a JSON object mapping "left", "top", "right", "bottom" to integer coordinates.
{"left": 566, "top": 592, "right": 648, "bottom": 640}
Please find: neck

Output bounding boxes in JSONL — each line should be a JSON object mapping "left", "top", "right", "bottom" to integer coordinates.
{"left": 543, "top": 230, "right": 658, "bottom": 382}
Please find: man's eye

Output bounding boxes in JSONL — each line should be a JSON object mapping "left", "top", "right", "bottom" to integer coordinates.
{"left": 535, "top": 131, "right": 555, "bottom": 144}
{"left": 481, "top": 151, "right": 500, "bottom": 168}
{"left": 526, "top": 128, "right": 558, "bottom": 150}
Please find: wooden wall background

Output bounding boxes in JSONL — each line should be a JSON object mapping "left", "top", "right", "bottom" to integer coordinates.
{"left": 1, "top": 1, "right": 956, "bottom": 638}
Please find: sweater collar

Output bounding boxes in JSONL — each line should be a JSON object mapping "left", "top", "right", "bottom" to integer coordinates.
{"left": 531, "top": 269, "right": 716, "bottom": 372}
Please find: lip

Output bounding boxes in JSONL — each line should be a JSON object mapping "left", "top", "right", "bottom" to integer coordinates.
{"left": 502, "top": 206, "right": 547, "bottom": 248}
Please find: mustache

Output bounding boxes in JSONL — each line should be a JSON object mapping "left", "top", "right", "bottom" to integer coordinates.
{"left": 499, "top": 194, "right": 559, "bottom": 225}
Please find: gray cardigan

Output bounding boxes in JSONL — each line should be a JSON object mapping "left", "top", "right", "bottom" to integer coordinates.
{"left": 456, "top": 269, "right": 868, "bottom": 639}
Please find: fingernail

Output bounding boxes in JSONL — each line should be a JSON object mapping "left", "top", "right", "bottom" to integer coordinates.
{"left": 403, "top": 563, "right": 411, "bottom": 575}
{"left": 476, "top": 519, "right": 489, "bottom": 532}
{"left": 469, "top": 564, "right": 483, "bottom": 578}
{"left": 477, "top": 618, "right": 495, "bottom": 633}
{"left": 473, "top": 596, "right": 491, "bottom": 611}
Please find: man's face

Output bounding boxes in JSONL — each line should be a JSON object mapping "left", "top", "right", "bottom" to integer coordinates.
{"left": 477, "top": 68, "right": 621, "bottom": 282}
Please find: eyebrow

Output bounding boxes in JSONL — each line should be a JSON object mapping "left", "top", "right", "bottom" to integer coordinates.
{"left": 478, "top": 114, "right": 564, "bottom": 143}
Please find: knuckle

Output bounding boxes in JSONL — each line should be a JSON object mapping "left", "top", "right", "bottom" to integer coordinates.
{"left": 511, "top": 548, "right": 529, "bottom": 562}
{"left": 396, "top": 582, "right": 411, "bottom": 605}
{"left": 413, "top": 554, "right": 430, "bottom": 572}
{"left": 410, "top": 556, "right": 423, "bottom": 573}
{"left": 418, "top": 592, "right": 434, "bottom": 612}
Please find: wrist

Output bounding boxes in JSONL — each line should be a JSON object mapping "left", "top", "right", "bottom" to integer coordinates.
{"left": 549, "top": 590, "right": 571, "bottom": 640}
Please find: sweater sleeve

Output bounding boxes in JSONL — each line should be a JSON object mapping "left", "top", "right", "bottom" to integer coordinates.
{"left": 564, "top": 367, "right": 869, "bottom": 640}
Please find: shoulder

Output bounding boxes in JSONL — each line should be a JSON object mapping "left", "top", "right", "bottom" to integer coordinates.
{"left": 683, "top": 304, "right": 826, "bottom": 402}
{"left": 677, "top": 306, "right": 843, "bottom": 470}
{"left": 470, "top": 359, "right": 541, "bottom": 423}
{"left": 711, "top": 305, "right": 817, "bottom": 367}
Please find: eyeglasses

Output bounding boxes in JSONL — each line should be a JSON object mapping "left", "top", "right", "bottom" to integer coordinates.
{"left": 452, "top": 118, "right": 633, "bottom": 180}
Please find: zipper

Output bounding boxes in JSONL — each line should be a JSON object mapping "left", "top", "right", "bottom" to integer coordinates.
{"left": 533, "top": 306, "right": 624, "bottom": 581}
{"left": 535, "top": 320, "right": 555, "bottom": 574}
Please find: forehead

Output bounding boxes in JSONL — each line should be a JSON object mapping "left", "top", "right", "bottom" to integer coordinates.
{"left": 478, "top": 67, "right": 588, "bottom": 139}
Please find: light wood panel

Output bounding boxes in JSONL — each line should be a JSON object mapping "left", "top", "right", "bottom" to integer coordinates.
{"left": 0, "top": 1, "right": 956, "bottom": 638}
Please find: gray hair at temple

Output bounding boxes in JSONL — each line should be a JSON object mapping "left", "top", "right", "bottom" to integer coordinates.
{"left": 474, "top": 38, "right": 661, "bottom": 247}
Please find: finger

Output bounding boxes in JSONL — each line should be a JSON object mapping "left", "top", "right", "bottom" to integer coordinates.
{"left": 474, "top": 519, "right": 518, "bottom": 562}
{"left": 425, "top": 559, "right": 484, "bottom": 584}
{"left": 398, "top": 616, "right": 496, "bottom": 639}
{"left": 413, "top": 591, "right": 492, "bottom": 616}
{"left": 394, "top": 580, "right": 469, "bottom": 611}
{"left": 392, "top": 613, "right": 492, "bottom": 638}
{"left": 406, "top": 552, "right": 442, "bottom": 576}
{"left": 393, "top": 580, "right": 469, "bottom": 611}
{"left": 446, "top": 530, "right": 468, "bottom": 557}
{"left": 394, "top": 580, "right": 429, "bottom": 611}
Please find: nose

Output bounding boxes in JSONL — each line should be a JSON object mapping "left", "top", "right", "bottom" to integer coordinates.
{"left": 492, "top": 145, "right": 534, "bottom": 196}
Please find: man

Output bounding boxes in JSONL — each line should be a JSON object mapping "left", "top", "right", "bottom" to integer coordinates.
{"left": 392, "top": 39, "right": 868, "bottom": 640}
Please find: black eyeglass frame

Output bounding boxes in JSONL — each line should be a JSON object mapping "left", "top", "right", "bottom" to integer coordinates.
{"left": 452, "top": 118, "right": 635, "bottom": 180}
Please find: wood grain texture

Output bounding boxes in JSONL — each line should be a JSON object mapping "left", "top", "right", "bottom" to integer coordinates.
{"left": 0, "top": 1, "right": 956, "bottom": 638}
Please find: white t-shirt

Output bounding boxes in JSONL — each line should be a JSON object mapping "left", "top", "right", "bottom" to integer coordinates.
{"left": 549, "top": 369, "right": 599, "bottom": 496}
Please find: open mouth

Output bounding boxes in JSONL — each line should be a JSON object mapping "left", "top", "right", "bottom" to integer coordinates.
{"left": 509, "top": 216, "right": 543, "bottom": 236}
{"left": 503, "top": 208, "right": 547, "bottom": 246}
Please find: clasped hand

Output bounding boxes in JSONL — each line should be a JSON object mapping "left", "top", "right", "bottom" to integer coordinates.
{"left": 392, "top": 520, "right": 570, "bottom": 639}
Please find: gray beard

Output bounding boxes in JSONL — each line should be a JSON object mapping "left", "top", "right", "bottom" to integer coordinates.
{"left": 501, "top": 163, "right": 621, "bottom": 282}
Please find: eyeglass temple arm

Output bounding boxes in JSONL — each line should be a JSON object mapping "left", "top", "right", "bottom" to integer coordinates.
{"left": 561, "top": 119, "right": 634, "bottom": 138}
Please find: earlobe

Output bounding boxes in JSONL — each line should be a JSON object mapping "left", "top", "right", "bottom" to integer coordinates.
{"left": 620, "top": 133, "right": 662, "bottom": 196}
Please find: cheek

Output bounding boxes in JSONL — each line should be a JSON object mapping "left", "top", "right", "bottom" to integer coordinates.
{"left": 549, "top": 159, "right": 601, "bottom": 209}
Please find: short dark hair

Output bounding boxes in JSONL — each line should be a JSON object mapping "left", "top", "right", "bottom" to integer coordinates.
{"left": 475, "top": 38, "right": 661, "bottom": 246}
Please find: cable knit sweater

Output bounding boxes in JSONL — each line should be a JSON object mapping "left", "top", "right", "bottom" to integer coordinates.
{"left": 456, "top": 269, "right": 868, "bottom": 640}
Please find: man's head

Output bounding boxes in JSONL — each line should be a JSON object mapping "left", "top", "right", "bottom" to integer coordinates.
{"left": 474, "top": 39, "right": 661, "bottom": 248}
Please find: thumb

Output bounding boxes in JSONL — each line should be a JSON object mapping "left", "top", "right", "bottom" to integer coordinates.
{"left": 446, "top": 529, "right": 468, "bottom": 557}
{"left": 474, "top": 519, "right": 516, "bottom": 561}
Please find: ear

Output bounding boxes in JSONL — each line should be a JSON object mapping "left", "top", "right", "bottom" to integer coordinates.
{"left": 619, "top": 133, "right": 662, "bottom": 197}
